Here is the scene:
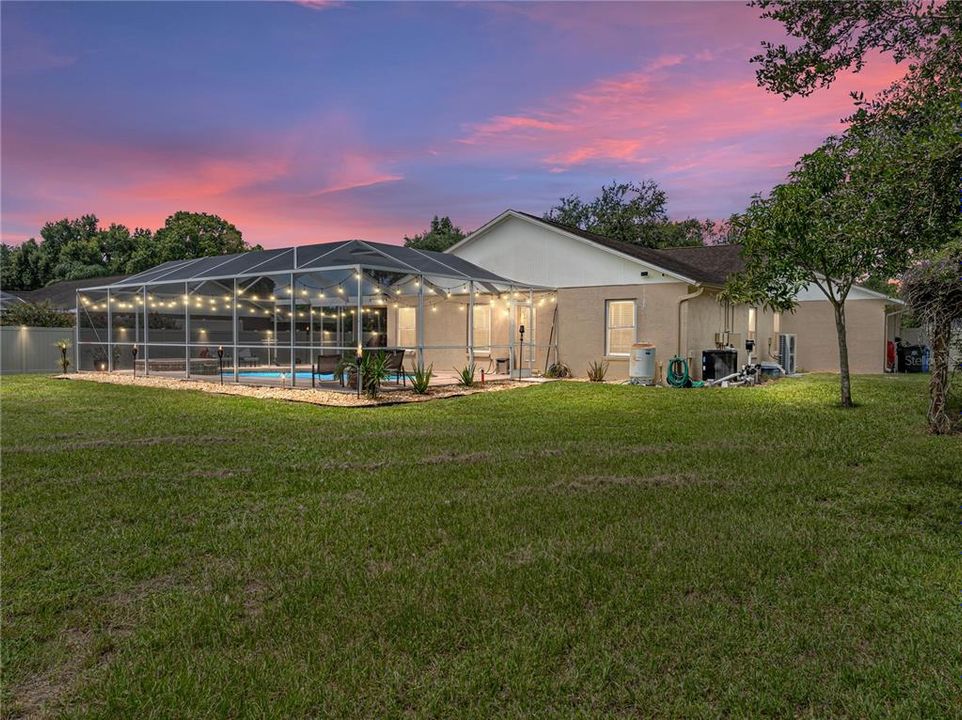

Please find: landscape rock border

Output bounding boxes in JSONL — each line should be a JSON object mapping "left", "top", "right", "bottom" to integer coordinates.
{"left": 60, "top": 372, "right": 536, "bottom": 407}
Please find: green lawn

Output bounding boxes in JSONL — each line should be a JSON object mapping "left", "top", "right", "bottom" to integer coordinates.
{"left": 2, "top": 374, "right": 959, "bottom": 719}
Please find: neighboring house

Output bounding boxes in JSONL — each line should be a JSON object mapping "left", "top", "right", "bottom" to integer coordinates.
{"left": 447, "top": 210, "right": 902, "bottom": 380}
{"left": 0, "top": 290, "right": 30, "bottom": 310}
{"left": 13, "top": 275, "right": 128, "bottom": 313}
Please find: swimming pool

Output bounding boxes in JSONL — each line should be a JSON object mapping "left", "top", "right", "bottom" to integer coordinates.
{"left": 237, "top": 370, "right": 412, "bottom": 383}
{"left": 239, "top": 371, "right": 332, "bottom": 381}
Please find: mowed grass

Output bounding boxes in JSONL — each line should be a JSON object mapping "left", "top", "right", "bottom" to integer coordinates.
{"left": 1, "top": 374, "right": 960, "bottom": 719}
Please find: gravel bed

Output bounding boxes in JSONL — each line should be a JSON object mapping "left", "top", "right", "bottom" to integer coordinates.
{"left": 59, "top": 373, "right": 533, "bottom": 407}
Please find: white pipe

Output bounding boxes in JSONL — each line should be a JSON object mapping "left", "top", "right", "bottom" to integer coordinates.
{"left": 676, "top": 286, "right": 704, "bottom": 357}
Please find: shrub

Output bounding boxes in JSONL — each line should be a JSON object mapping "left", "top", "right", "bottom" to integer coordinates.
{"left": 339, "top": 352, "right": 391, "bottom": 398}
{"left": 545, "top": 361, "right": 572, "bottom": 378}
{"left": 586, "top": 360, "right": 609, "bottom": 382}
{"left": 455, "top": 362, "right": 476, "bottom": 387}
{"left": 410, "top": 364, "right": 433, "bottom": 394}
{"left": 0, "top": 301, "right": 73, "bottom": 328}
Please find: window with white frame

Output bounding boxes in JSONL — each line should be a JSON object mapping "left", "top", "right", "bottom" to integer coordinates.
{"left": 606, "top": 300, "right": 635, "bottom": 356}
{"left": 397, "top": 306, "right": 417, "bottom": 348}
{"left": 748, "top": 307, "right": 757, "bottom": 339}
{"left": 773, "top": 311, "right": 781, "bottom": 334}
{"left": 472, "top": 305, "right": 491, "bottom": 353}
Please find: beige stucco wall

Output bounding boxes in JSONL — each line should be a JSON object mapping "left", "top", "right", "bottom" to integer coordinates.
{"left": 555, "top": 283, "right": 893, "bottom": 381}
{"left": 557, "top": 283, "right": 691, "bottom": 380}
{"left": 780, "top": 298, "right": 888, "bottom": 374}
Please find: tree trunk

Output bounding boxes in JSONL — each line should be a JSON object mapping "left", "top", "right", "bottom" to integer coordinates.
{"left": 832, "top": 301, "right": 853, "bottom": 407}
{"left": 927, "top": 318, "right": 952, "bottom": 435}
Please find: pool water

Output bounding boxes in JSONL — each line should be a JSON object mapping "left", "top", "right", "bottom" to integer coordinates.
{"left": 240, "top": 371, "right": 333, "bottom": 381}
{"left": 237, "top": 371, "right": 413, "bottom": 382}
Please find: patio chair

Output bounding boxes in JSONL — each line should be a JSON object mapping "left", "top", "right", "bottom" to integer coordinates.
{"left": 384, "top": 349, "right": 407, "bottom": 386}
{"left": 314, "top": 354, "right": 342, "bottom": 387}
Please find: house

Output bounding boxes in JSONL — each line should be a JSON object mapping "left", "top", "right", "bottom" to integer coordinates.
{"left": 447, "top": 210, "right": 903, "bottom": 380}
{"left": 12, "top": 275, "right": 129, "bottom": 313}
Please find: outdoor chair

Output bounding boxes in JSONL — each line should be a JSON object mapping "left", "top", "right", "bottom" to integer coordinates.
{"left": 314, "top": 354, "right": 342, "bottom": 386}
{"left": 384, "top": 349, "right": 407, "bottom": 386}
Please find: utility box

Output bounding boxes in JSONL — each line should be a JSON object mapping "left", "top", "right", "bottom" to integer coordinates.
{"left": 702, "top": 348, "right": 738, "bottom": 381}
{"left": 628, "top": 342, "right": 656, "bottom": 385}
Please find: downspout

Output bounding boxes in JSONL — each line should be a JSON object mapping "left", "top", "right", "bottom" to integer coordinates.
{"left": 676, "top": 285, "right": 704, "bottom": 358}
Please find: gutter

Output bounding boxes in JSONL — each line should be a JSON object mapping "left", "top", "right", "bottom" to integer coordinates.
{"left": 677, "top": 285, "right": 705, "bottom": 357}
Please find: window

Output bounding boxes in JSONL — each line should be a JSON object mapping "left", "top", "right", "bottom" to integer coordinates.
{"left": 773, "top": 312, "right": 781, "bottom": 334}
{"left": 472, "top": 305, "right": 491, "bottom": 352}
{"left": 748, "top": 307, "right": 757, "bottom": 340}
{"left": 606, "top": 300, "right": 635, "bottom": 356}
{"left": 397, "top": 306, "right": 416, "bottom": 348}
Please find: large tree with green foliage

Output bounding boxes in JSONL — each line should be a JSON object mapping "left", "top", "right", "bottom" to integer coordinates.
{"left": 126, "top": 211, "right": 252, "bottom": 273}
{"left": 737, "top": 0, "right": 961, "bottom": 407}
{"left": 752, "top": 0, "right": 960, "bottom": 259}
{"left": 752, "top": 0, "right": 959, "bottom": 99}
{"left": 1, "top": 212, "right": 258, "bottom": 290}
{"left": 544, "top": 180, "right": 721, "bottom": 248}
{"left": 725, "top": 133, "right": 925, "bottom": 407}
{"left": 403, "top": 216, "right": 466, "bottom": 252}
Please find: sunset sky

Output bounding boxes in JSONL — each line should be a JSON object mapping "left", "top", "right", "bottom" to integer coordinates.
{"left": 1, "top": 1, "right": 903, "bottom": 248}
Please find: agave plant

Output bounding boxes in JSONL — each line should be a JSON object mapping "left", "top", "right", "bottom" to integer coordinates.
{"left": 410, "top": 363, "right": 433, "bottom": 394}
{"left": 455, "top": 362, "right": 477, "bottom": 387}
{"left": 586, "top": 360, "right": 609, "bottom": 382}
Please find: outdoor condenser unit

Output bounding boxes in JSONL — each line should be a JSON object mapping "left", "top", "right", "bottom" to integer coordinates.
{"left": 778, "top": 333, "right": 797, "bottom": 375}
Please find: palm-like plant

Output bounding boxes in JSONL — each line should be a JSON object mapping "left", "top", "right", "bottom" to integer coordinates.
{"left": 339, "top": 351, "right": 392, "bottom": 398}
{"left": 55, "top": 338, "right": 71, "bottom": 374}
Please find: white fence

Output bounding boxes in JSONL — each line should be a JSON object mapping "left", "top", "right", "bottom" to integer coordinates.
{"left": 0, "top": 326, "right": 74, "bottom": 374}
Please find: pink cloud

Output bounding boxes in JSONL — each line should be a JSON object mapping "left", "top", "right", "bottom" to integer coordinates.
{"left": 453, "top": 48, "right": 906, "bottom": 214}
{"left": 0, "top": 111, "right": 407, "bottom": 247}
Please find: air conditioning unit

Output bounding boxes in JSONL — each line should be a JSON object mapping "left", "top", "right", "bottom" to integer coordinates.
{"left": 778, "top": 333, "right": 797, "bottom": 375}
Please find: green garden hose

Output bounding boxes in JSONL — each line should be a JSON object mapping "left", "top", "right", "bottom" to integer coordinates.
{"left": 666, "top": 356, "right": 705, "bottom": 388}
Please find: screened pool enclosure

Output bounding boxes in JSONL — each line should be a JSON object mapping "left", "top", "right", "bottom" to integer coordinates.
{"left": 76, "top": 240, "right": 556, "bottom": 388}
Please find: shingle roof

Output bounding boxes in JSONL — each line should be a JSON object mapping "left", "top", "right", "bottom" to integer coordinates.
{"left": 84, "top": 239, "right": 518, "bottom": 290}
{"left": 656, "top": 244, "right": 745, "bottom": 286}
{"left": 15, "top": 274, "right": 129, "bottom": 310}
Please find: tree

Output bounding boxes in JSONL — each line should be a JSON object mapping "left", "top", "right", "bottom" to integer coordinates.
{"left": 724, "top": 134, "right": 923, "bottom": 407}
{"left": 901, "top": 242, "right": 962, "bottom": 434}
{"left": 746, "top": 0, "right": 961, "bottom": 407}
{"left": 751, "top": 0, "right": 960, "bottom": 99}
{"left": 403, "top": 216, "right": 466, "bottom": 252}
{"left": 139, "top": 211, "right": 252, "bottom": 271}
{"left": 1, "top": 212, "right": 260, "bottom": 288}
{"left": 544, "top": 180, "right": 708, "bottom": 248}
